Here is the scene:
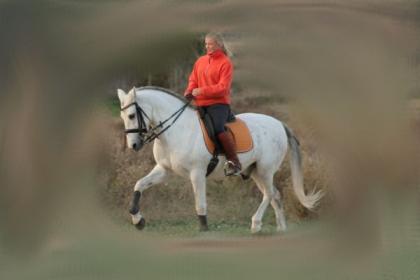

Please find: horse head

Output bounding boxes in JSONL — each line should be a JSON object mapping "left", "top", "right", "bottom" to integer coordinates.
{"left": 117, "top": 88, "right": 150, "bottom": 151}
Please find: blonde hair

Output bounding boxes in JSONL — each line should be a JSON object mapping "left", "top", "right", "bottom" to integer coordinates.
{"left": 205, "top": 32, "right": 232, "bottom": 57}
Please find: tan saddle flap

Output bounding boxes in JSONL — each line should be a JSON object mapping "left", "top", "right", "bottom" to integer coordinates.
{"left": 198, "top": 117, "right": 253, "bottom": 154}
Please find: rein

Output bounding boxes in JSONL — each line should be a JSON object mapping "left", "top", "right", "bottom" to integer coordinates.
{"left": 121, "top": 100, "right": 191, "bottom": 144}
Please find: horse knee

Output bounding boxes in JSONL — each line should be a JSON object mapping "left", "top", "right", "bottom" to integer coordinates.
{"left": 134, "top": 179, "right": 153, "bottom": 192}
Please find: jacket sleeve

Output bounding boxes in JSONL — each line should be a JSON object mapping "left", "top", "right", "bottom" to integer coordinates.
{"left": 200, "top": 61, "right": 233, "bottom": 98}
{"left": 184, "top": 61, "right": 198, "bottom": 96}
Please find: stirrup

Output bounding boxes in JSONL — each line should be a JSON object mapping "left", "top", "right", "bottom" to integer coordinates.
{"left": 224, "top": 161, "right": 241, "bottom": 176}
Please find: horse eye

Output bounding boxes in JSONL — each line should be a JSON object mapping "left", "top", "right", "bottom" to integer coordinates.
{"left": 128, "top": 114, "right": 135, "bottom": 120}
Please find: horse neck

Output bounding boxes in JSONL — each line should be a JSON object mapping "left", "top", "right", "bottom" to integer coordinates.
{"left": 138, "top": 90, "right": 197, "bottom": 144}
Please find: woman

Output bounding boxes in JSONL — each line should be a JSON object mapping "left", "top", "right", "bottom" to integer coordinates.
{"left": 184, "top": 32, "right": 241, "bottom": 176}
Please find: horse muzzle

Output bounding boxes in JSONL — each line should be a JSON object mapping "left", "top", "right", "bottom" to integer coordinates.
{"left": 131, "top": 141, "right": 143, "bottom": 151}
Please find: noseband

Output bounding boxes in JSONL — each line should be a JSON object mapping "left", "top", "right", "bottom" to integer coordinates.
{"left": 120, "top": 100, "right": 191, "bottom": 145}
{"left": 121, "top": 102, "right": 149, "bottom": 135}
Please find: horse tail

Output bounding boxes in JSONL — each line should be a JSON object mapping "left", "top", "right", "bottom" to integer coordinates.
{"left": 284, "top": 124, "right": 323, "bottom": 210}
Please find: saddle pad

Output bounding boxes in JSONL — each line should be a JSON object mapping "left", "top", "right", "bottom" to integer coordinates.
{"left": 198, "top": 117, "right": 253, "bottom": 154}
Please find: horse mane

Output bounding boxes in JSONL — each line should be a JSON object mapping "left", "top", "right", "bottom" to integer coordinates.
{"left": 135, "top": 86, "right": 195, "bottom": 109}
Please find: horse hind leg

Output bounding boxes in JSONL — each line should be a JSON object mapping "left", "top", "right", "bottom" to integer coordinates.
{"left": 272, "top": 188, "right": 287, "bottom": 232}
{"left": 240, "top": 162, "right": 256, "bottom": 180}
{"left": 252, "top": 173, "right": 287, "bottom": 233}
{"left": 250, "top": 172, "right": 276, "bottom": 233}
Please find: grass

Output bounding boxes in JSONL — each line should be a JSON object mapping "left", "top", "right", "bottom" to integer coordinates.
{"left": 140, "top": 220, "right": 276, "bottom": 238}
{"left": 104, "top": 96, "right": 121, "bottom": 117}
{"left": 117, "top": 217, "right": 309, "bottom": 241}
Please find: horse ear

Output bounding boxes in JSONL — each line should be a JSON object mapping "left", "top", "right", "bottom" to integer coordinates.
{"left": 128, "top": 87, "right": 136, "bottom": 96}
{"left": 117, "top": 89, "right": 126, "bottom": 103}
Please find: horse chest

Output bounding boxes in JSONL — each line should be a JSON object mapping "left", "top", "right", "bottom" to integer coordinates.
{"left": 153, "top": 142, "right": 189, "bottom": 172}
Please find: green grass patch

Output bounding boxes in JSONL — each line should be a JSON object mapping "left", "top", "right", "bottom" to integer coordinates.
{"left": 127, "top": 219, "right": 298, "bottom": 239}
{"left": 104, "top": 96, "right": 120, "bottom": 117}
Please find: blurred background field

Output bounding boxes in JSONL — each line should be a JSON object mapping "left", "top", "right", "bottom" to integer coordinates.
{"left": 1, "top": 0, "right": 420, "bottom": 279}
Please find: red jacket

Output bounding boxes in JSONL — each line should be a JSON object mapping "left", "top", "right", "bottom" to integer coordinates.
{"left": 184, "top": 49, "right": 233, "bottom": 106}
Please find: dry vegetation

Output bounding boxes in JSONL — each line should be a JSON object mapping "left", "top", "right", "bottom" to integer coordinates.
{"left": 1, "top": 1, "right": 420, "bottom": 279}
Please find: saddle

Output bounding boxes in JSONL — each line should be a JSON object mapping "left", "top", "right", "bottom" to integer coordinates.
{"left": 197, "top": 107, "right": 253, "bottom": 176}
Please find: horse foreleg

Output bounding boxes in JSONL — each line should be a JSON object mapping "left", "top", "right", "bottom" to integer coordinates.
{"left": 129, "top": 164, "right": 168, "bottom": 230}
{"left": 190, "top": 170, "right": 208, "bottom": 231}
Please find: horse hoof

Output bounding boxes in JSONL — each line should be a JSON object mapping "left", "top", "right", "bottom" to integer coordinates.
{"left": 129, "top": 205, "right": 139, "bottom": 215}
{"left": 135, "top": 218, "right": 146, "bottom": 230}
{"left": 251, "top": 221, "right": 262, "bottom": 234}
{"left": 199, "top": 225, "right": 209, "bottom": 232}
{"left": 276, "top": 223, "right": 287, "bottom": 233}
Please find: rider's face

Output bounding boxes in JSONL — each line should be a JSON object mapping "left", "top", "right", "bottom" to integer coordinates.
{"left": 205, "top": 37, "right": 220, "bottom": 54}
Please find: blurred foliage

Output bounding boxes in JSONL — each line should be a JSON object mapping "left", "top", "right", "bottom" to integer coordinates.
{"left": 0, "top": 0, "right": 420, "bottom": 279}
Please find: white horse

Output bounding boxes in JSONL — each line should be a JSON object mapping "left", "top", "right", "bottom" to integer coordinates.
{"left": 117, "top": 86, "right": 323, "bottom": 233}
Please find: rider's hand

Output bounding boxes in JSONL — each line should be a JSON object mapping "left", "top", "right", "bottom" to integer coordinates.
{"left": 185, "top": 93, "right": 194, "bottom": 101}
{"left": 192, "top": 88, "right": 201, "bottom": 96}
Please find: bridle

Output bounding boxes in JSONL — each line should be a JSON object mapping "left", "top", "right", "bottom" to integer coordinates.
{"left": 120, "top": 100, "right": 191, "bottom": 145}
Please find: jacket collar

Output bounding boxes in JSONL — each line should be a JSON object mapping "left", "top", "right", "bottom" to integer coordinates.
{"left": 208, "top": 49, "right": 224, "bottom": 59}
